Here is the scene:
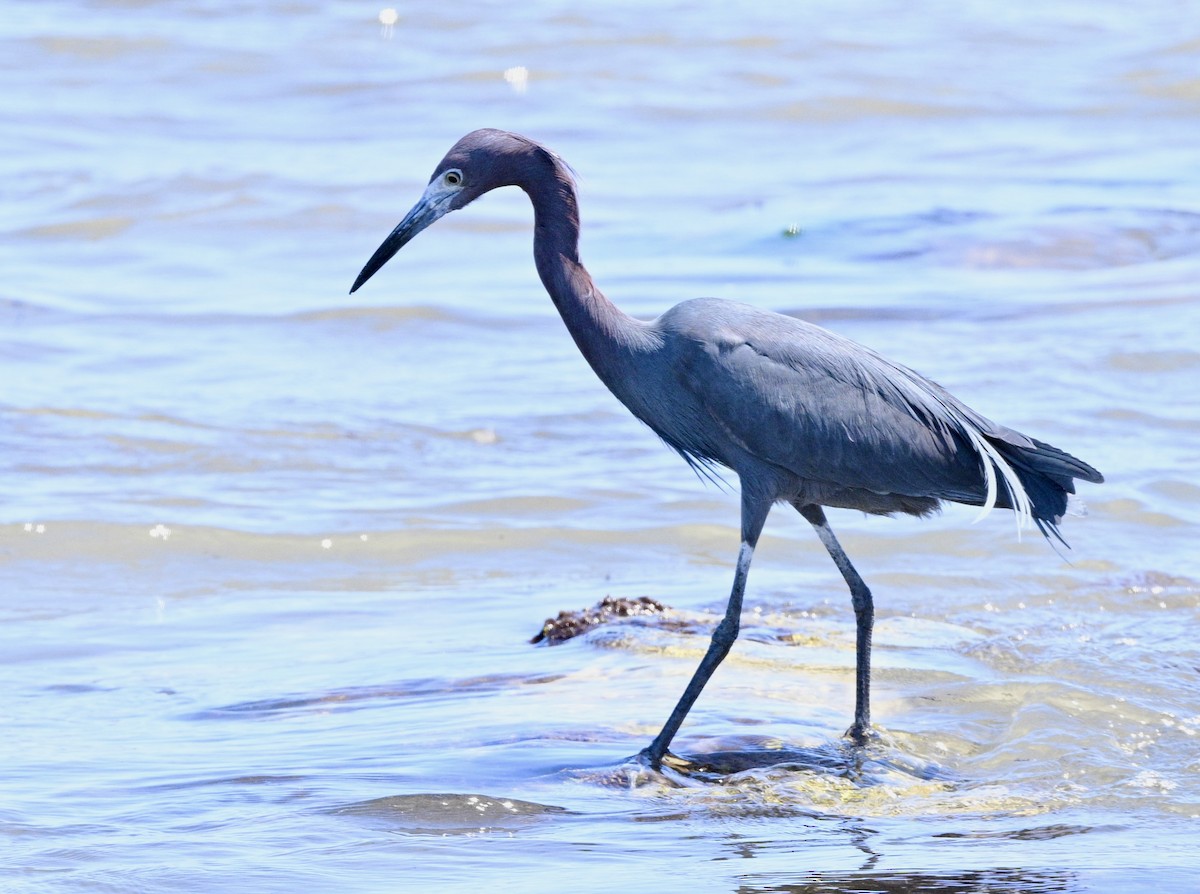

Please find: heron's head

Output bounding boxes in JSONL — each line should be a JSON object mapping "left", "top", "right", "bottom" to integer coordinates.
{"left": 350, "top": 129, "right": 566, "bottom": 294}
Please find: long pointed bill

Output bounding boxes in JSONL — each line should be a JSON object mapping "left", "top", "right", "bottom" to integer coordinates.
{"left": 349, "top": 184, "right": 453, "bottom": 294}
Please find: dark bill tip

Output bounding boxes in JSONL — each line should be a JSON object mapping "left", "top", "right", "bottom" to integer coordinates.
{"left": 349, "top": 229, "right": 406, "bottom": 294}
{"left": 348, "top": 196, "right": 442, "bottom": 294}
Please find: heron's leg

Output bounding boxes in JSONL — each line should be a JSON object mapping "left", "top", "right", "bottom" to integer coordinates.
{"left": 797, "top": 504, "right": 874, "bottom": 744}
{"left": 640, "top": 494, "right": 771, "bottom": 769}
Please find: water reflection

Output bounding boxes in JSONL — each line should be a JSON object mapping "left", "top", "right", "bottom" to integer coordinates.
{"left": 332, "top": 793, "right": 572, "bottom": 834}
{"left": 183, "top": 672, "right": 568, "bottom": 720}
{"left": 737, "top": 867, "right": 1080, "bottom": 894}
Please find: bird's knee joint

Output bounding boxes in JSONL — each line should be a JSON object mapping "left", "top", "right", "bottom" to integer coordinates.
{"left": 712, "top": 618, "right": 739, "bottom": 647}
{"left": 851, "top": 588, "right": 874, "bottom": 618}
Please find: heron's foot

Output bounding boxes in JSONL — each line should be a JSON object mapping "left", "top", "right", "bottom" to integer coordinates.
{"left": 634, "top": 745, "right": 661, "bottom": 770}
{"left": 635, "top": 745, "right": 699, "bottom": 773}
{"left": 632, "top": 747, "right": 742, "bottom": 783}
{"left": 844, "top": 721, "right": 877, "bottom": 746}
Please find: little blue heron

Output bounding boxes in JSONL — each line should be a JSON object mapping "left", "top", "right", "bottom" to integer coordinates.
{"left": 350, "top": 129, "right": 1103, "bottom": 769}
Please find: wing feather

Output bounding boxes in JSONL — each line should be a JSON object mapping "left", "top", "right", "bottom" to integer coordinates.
{"left": 657, "top": 299, "right": 1035, "bottom": 529}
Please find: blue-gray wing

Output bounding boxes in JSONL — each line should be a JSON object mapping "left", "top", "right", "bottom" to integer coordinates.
{"left": 654, "top": 299, "right": 1034, "bottom": 510}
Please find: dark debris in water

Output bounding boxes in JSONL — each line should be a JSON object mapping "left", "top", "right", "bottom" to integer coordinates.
{"left": 657, "top": 737, "right": 955, "bottom": 785}
{"left": 660, "top": 746, "right": 849, "bottom": 778}
{"left": 530, "top": 595, "right": 667, "bottom": 645}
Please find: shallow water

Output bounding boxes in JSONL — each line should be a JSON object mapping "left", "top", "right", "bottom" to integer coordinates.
{"left": 2, "top": 2, "right": 1199, "bottom": 891}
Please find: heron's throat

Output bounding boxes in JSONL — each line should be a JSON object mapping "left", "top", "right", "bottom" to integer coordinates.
{"left": 518, "top": 165, "right": 656, "bottom": 401}
{"left": 537, "top": 250, "right": 641, "bottom": 366}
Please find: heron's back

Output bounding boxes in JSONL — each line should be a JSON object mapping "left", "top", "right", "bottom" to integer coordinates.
{"left": 633, "top": 298, "right": 1101, "bottom": 533}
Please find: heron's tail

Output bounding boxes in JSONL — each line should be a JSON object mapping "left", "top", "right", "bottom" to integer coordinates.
{"left": 991, "top": 437, "right": 1104, "bottom": 543}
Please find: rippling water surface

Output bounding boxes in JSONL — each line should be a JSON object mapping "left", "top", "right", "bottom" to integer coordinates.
{"left": 3, "top": 2, "right": 1198, "bottom": 891}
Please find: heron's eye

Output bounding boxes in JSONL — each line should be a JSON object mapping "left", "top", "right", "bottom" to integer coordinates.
{"left": 444, "top": 170, "right": 463, "bottom": 187}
